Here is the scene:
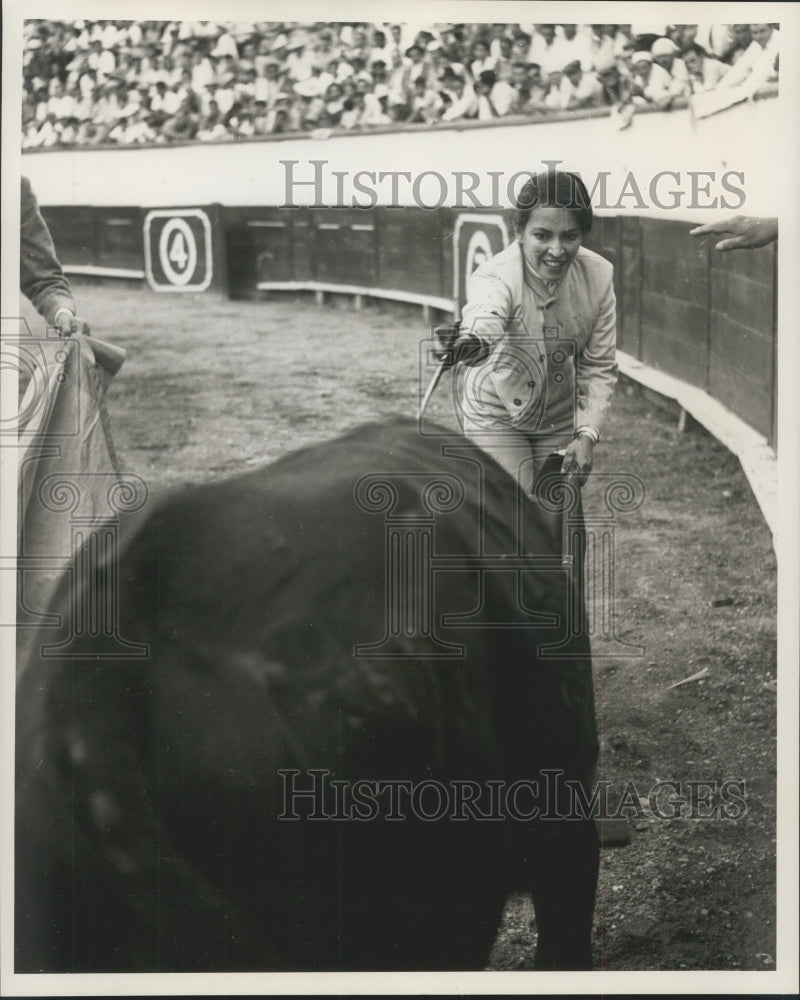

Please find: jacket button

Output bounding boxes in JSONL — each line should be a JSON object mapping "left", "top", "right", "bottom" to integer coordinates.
{"left": 513, "top": 398, "right": 522, "bottom": 406}
{"left": 527, "top": 380, "right": 535, "bottom": 387}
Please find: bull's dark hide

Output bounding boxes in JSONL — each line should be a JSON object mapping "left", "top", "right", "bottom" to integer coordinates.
{"left": 16, "top": 418, "right": 598, "bottom": 973}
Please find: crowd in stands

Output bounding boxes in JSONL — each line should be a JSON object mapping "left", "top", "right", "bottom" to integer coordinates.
{"left": 21, "top": 20, "right": 780, "bottom": 147}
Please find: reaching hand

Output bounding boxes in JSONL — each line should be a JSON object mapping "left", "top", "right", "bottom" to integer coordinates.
{"left": 689, "top": 216, "right": 778, "bottom": 251}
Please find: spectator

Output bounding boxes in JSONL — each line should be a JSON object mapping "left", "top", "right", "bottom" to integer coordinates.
{"left": 559, "top": 24, "right": 593, "bottom": 71}
{"left": 254, "top": 58, "right": 285, "bottom": 106}
{"left": 543, "top": 69, "right": 564, "bottom": 109}
{"left": 18, "top": 18, "right": 781, "bottom": 149}
{"left": 630, "top": 22, "right": 667, "bottom": 50}
{"left": 196, "top": 98, "right": 228, "bottom": 139}
{"left": 88, "top": 38, "right": 115, "bottom": 79}
{"left": 682, "top": 43, "right": 728, "bottom": 93}
{"left": 530, "top": 24, "right": 561, "bottom": 74}
{"left": 629, "top": 51, "right": 676, "bottom": 109}
{"left": 285, "top": 34, "right": 314, "bottom": 82}
{"left": 439, "top": 65, "right": 475, "bottom": 121}
{"left": 409, "top": 75, "right": 440, "bottom": 123}
{"left": 650, "top": 37, "right": 689, "bottom": 95}
{"left": 321, "top": 82, "right": 346, "bottom": 126}
{"left": 340, "top": 93, "right": 365, "bottom": 129}
{"left": 589, "top": 24, "right": 617, "bottom": 73}
{"left": 559, "top": 60, "right": 602, "bottom": 109}
{"left": 473, "top": 69, "right": 513, "bottom": 118}
{"left": 597, "top": 64, "right": 630, "bottom": 106}
{"left": 161, "top": 98, "right": 198, "bottom": 141}
{"left": 510, "top": 29, "right": 532, "bottom": 63}
{"left": 109, "top": 103, "right": 157, "bottom": 144}
{"left": 525, "top": 63, "right": 549, "bottom": 105}
{"left": 469, "top": 38, "right": 497, "bottom": 78}
{"left": 370, "top": 28, "right": 390, "bottom": 66}
{"left": 403, "top": 43, "right": 428, "bottom": 91}
{"left": 716, "top": 23, "right": 778, "bottom": 92}
{"left": 691, "top": 25, "right": 736, "bottom": 62}
{"left": 728, "top": 24, "right": 753, "bottom": 64}
{"left": 355, "top": 77, "right": 390, "bottom": 126}
{"left": 148, "top": 79, "right": 180, "bottom": 125}
{"left": 493, "top": 35, "right": 514, "bottom": 81}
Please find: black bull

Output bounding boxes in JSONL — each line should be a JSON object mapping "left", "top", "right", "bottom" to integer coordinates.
{"left": 16, "top": 418, "right": 600, "bottom": 972}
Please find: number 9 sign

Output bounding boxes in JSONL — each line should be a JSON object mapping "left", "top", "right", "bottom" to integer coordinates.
{"left": 144, "top": 209, "right": 212, "bottom": 291}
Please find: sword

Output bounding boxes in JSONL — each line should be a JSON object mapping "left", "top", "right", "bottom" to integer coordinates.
{"left": 417, "top": 321, "right": 459, "bottom": 422}
{"left": 416, "top": 357, "right": 449, "bottom": 422}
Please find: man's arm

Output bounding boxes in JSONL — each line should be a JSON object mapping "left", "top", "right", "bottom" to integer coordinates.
{"left": 689, "top": 216, "right": 778, "bottom": 251}
{"left": 20, "top": 175, "right": 79, "bottom": 333}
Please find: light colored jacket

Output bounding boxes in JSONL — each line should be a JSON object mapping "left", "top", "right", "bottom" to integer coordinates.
{"left": 459, "top": 240, "right": 617, "bottom": 438}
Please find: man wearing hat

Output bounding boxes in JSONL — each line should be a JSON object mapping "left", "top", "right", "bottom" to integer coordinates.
{"left": 629, "top": 49, "right": 675, "bottom": 108}
{"left": 254, "top": 58, "right": 286, "bottom": 107}
{"left": 286, "top": 34, "right": 314, "bottom": 83}
{"left": 401, "top": 43, "right": 432, "bottom": 96}
{"left": 650, "top": 36, "right": 689, "bottom": 95}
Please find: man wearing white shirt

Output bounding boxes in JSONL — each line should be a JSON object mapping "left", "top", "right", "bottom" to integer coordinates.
{"left": 474, "top": 69, "right": 513, "bottom": 118}
{"left": 87, "top": 40, "right": 114, "bottom": 79}
{"left": 589, "top": 25, "right": 617, "bottom": 73}
{"left": 559, "top": 25, "right": 593, "bottom": 72}
{"left": 630, "top": 51, "right": 675, "bottom": 109}
{"left": 286, "top": 40, "right": 314, "bottom": 84}
{"left": 439, "top": 67, "right": 477, "bottom": 121}
{"left": 529, "top": 24, "right": 563, "bottom": 77}
{"left": 47, "top": 82, "right": 77, "bottom": 121}
{"left": 716, "top": 23, "right": 778, "bottom": 93}
{"left": 682, "top": 44, "right": 729, "bottom": 93}
{"left": 559, "top": 60, "right": 602, "bottom": 109}
{"left": 148, "top": 80, "right": 181, "bottom": 124}
{"left": 254, "top": 60, "right": 285, "bottom": 107}
{"left": 100, "top": 21, "right": 119, "bottom": 51}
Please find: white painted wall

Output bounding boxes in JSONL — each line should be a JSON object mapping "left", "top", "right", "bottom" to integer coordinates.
{"left": 22, "top": 97, "right": 781, "bottom": 221}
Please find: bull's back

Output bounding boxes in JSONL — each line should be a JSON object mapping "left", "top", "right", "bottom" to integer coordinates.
{"left": 16, "top": 418, "right": 594, "bottom": 971}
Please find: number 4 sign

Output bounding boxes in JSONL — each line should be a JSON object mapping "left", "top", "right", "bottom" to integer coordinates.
{"left": 144, "top": 209, "right": 213, "bottom": 291}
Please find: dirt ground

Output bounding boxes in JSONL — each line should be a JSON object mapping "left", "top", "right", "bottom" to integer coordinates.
{"left": 19, "top": 282, "right": 778, "bottom": 972}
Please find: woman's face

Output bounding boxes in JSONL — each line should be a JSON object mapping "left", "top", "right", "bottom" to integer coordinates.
{"left": 517, "top": 206, "right": 583, "bottom": 279}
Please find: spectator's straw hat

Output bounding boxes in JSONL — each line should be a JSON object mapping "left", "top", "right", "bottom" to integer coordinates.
{"left": 651, "top": 37, "right": 679, "bottom": 56}
{"left": 271, "top": 34, "right": 288, "bottom": 51}
{"left": 427, "top": 40, "right": 443, "bottom": 51}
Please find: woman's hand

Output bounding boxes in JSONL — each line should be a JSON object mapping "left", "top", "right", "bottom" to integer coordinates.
{"left": 560, "top": 434, "right": 594, "bottom": 486}
{"left": 433, "top": 325, "right": 488, "bottom": 367}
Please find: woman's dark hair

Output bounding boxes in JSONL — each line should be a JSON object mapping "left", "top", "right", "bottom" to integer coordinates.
{"left": 512, "top": 170, "right": 593, "bottom": 233}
